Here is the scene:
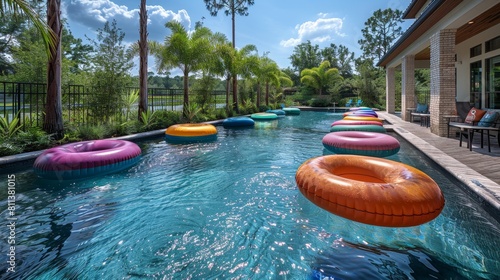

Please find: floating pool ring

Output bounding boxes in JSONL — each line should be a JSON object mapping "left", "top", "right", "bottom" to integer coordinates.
{"left": 331, "top": 120, "right": 383, "bottom": 127}
{"left": 251, "top": 112, "right": 278, "bottom": 120}
{"left": 266, "top": 109, "right": 285, "bottom": 116}
{"left": 283, "top": 107, "right": 301, "bottom": 115}
{"left": 343, "top": 111, "right": 378, "bottom": 117}
{"left": 222, "top": 117, "right": 255, "bottom": 128}
{"left": 295, "top": 154, "right": 445, "bottom": 227}
{"left": 329, "top": 125, "right": 386, "bottom": 133}
{"left": 165, "top": 123, "right": 217, "bottom": 143}
{"left": 343, "top": 116, "right": 383, "bottom": 123}
{"left": 33, "top": 140, "right": 141, "bottom": 180}
{"left": 322, "top": 131, "right": 400, "bottom": 157}
{"left": 349, "top": 106, "right": 372, "bottom": 111}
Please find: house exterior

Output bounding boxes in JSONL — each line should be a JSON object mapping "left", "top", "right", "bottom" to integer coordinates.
{"left": 378, "top": 0, "right": 500, "bottom": 136}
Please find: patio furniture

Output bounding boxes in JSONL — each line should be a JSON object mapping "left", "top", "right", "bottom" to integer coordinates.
{"left": 345, "top": 99, "right": 353, "bottom": 107}
{"left": 448, "top": 109, "right": 500, "bottom": 152}
{"left": 410, "top": 103, "right": 429, "bottom": 126}
{"left": 356, "top": 99, "right": 363, "bottom": 107}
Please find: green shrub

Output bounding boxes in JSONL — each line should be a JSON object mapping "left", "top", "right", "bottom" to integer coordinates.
{"left": 308, "top": 96, "right": 331, "bottom": 107}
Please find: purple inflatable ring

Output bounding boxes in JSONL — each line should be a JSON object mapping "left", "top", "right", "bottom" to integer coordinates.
{"left": 33, "top": 140, "right": 141, "bottom": 180}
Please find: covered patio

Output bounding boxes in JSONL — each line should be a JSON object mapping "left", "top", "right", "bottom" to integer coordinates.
{"left": 378, "top": 0, "right": 500, "bottom": 136}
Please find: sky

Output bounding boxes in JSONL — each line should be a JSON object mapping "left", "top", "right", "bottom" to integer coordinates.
{"left": 62, "top": 0, "right": 414, "bottom": 76}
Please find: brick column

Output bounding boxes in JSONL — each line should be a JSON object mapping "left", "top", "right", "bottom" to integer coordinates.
{"left": 430, "top": 29, "right": 456, "bottom": 136}
{"left": 386, "top": 67, "right": 395, "bottom": 113}
{"left": 401, "top": 55, "right": 415, "bottom": 121}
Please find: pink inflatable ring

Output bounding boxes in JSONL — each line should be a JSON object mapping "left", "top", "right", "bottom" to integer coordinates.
{"left": 33, "top": 140, "right": 141, "bottom": 180}
{"left": 323, "top": 131, "right": 400, "bottom": 157}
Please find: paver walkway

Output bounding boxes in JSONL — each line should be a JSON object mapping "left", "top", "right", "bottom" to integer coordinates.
{"left": 379, "top": 112, "right": 500, "bottom": 217}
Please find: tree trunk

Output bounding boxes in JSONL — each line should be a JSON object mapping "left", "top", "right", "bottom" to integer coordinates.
{"left": 44, "top": 0, "right": 63, "bottom": 139}
{"left": 256, "top": 81, "right": 261, "bottom": 107}
{"left": 138, "top": 0, "right": 148, "bottom": 121}
{"left": 231, "top": 10, "right": 238, "bottom": 113}
{"left": 225, "top": 75, "right": 230, "bottom": 112}
{"left": 265, "top": 82, "right": 269, "bottom": 106}
{"left": 183, "top": 67, "right": 189, "bottom": 117}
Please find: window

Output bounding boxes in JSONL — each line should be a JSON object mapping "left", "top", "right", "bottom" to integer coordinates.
{"left": 486, "top": 36, "right": 500, "bottom": 53}
{"left": 470, "top": 44, "right": 482, "bottom": 58}
{"left": 470, "top": 61, "right": 482, "bottom": 108}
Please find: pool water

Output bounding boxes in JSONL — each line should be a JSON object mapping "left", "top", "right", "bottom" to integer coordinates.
{"left": 1, "top": 111, "right": 500, "bottom": 279}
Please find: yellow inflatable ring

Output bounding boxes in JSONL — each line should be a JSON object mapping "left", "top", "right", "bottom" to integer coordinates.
{"left": 295, "top": 155, "right": 445, "bottom": 227}
{"left": 343, "top": 116, "right": 383, "bottom": 123}
{"left": 165, "top": 123, "right": 217, "bottom": 143}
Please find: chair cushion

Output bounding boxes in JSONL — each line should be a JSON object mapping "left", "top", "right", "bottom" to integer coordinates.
{"left": 477, "top": 110, "right": 499, "bottom": 127}
{"left": 464, "top": 107, "right": 486, "bottom": 124}
{"left": 416, "top": 104, "right": 428, "bottom": 113}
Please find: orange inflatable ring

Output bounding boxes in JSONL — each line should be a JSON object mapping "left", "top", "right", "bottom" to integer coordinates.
{"left": 295, "top": 155, "right": 445, "bottom": 227}
{"left": 165, "top": 123, "right": 217, "bottom": 143}
{"left": 343, "top": 116, "right": 383, "bottom": 123}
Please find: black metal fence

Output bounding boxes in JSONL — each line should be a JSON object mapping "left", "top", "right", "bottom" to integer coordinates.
{"left": 1, "top": 81, "right": 227, "bottom": 129}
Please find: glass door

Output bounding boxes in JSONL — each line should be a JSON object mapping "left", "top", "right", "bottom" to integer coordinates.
{"left": 486, "top": 55, "right": 500, "bottom": 109}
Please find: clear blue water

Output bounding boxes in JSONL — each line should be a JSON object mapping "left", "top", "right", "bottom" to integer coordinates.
{"left": 1, "top": 111, "right": 500, "bottom": 279}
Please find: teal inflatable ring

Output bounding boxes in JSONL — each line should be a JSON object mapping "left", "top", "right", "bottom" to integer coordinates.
{"left": 251, "top": 112, "right": 278, "bottom": 120}
{"left": 283, "top": 108, "right": 301, "bottom": 115}
{"left": 330, "top": 125, "right": 386, "bottom": 133}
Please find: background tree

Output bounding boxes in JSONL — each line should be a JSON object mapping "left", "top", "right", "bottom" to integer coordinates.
{"left": 149, "top": 21, "right": 212, "bottom": 117}
{"left": 300, "top": 61, "right": 343, "bottom": 96}
{"left": 203, "top": 0, "right": 255, "bottom": 112}
{"left": 87, "top": 19, "right": 133, "bottom": 123}
{"left": 289, "top": 41, "right": 321, "bottom": 76}
{"left": 320, "top": 43, "right": 355, "bottom": 78}
{"left": 358, "top": 8, "right": 403, "bottom": 62}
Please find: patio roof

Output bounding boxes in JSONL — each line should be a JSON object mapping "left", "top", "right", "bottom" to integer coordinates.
{"left": 378, "top": 0, "right": 500, "bottom": 67}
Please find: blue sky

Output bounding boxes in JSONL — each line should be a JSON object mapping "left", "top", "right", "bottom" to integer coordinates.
{"left": 62, "top": 0, "right": 413, "bottom": 75}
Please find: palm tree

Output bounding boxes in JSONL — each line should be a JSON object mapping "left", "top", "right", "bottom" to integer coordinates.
{"left": 149, "top": 21, "right": 212, "bottom": 117}
{"left": 300, "top": 61, "right": 343, "bottom": 95}
{"left": 252, "top": 56, "right": 292, "bottom": 107}
{"left": 2, "top": 0, "right": 62, "bottom": 136}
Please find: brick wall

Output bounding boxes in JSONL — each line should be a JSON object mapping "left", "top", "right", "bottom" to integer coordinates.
{"left": 401, "top": 55, "right": 416, "bottom": 121}
{"left": 430, "top": 29, "right": 457, "bottom": 136}
{"left": 386, "top": 67, "right": 395, "bottom": 113}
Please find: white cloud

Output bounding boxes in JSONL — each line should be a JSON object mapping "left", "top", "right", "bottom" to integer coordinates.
{"left": 280, "top": 17, "right": 345, "bottom": 48}
{"left": 64, "top": 0, "right": 191, "bottom": 43}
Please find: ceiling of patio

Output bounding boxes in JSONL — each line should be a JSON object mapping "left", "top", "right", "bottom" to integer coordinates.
{"left": 415, "top": 2, "right": 500, "bottom": 61}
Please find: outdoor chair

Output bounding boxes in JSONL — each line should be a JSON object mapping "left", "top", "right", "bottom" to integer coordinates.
{"left": 410, "top": 103, "right": 429, "bottom": 126}
{"left": 356, "top": 99, "right": 363, "bottom": 107}
{"left": 345, "top": 99, "right": 353, "bottom": 107}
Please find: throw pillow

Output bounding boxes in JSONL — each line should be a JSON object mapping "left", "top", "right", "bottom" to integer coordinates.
{"left": 464, "top": 107, "right": 486, "bottom": 124}
{"left": 478, "top": 110, "right": 499, "bottom": 127}
{"left": 416, "top": 103, "right": 428, "bottom": 113}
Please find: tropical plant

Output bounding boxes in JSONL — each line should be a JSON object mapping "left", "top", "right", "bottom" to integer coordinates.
{"left": 300, "top": 61, "right": 343, "bottom": 96}
{"left": 137, "top": 110, "right": 157, "bottom": 131}
{"left": 0, "top": 114, "right": 22, "bottom": 139}
{"left": 149, "top": 21, "right": 213, "bottom": 117}
{"left": 183, "top": 103, "right": 202, "bottom": 123}
{"left": 124, "top": 89, "right": 140, "bottom": 121}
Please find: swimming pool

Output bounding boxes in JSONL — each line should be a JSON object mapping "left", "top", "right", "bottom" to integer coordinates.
{"left": 1, "top": 111, "right": 499, "bottom": 279}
